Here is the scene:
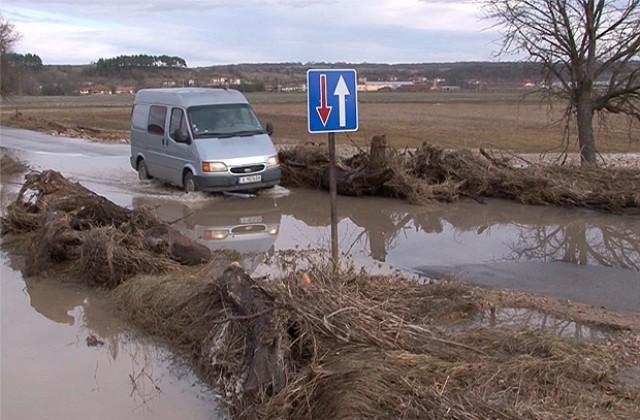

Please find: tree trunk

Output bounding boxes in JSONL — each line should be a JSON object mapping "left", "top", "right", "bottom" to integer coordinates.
{"left": 320, "top": 135, "right": 393, "bottom": 196}
{"left": 216, "top": 264, "right": 287, "bottom": 396}
{"left": 576, "top": 94, "right": 597, "bottom": 165}
{"left": 369, "top": 134, "right": 390, "bottom": 170}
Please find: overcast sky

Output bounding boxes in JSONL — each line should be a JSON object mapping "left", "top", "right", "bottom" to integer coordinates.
{"left": 2, "top": 0, "right": 503, "bottom": 67}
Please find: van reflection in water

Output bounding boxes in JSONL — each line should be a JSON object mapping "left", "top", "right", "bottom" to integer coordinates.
{"left": 132, "top": 195, "right": 281, "bottom": 274}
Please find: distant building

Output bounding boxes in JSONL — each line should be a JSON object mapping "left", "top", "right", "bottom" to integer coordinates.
{"left": 114, "top": 86, "right": 135, "bottom": 94}
{"left": 209, "top": 76, "right": 241, "bottom": 87}
{"left": 91, "top": 84, "right": 112, "bottom": 94}
{"left": 280, "top": 83, "right": 306, "bottom": 92}
{"left": 357, "top": 80, "right": 414, "bottom": 92}
{"left": 78, "top": 82, "right": 111, "bottom": 95}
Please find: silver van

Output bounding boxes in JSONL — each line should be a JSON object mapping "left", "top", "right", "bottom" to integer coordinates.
{"left": 129, "top": 88, "right": 281, "bottom": 192}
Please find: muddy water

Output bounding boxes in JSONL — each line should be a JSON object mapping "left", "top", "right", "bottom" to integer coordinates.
{"left": 1, "top": 127, "right": 640, "bottom": 416}
{"left": 0, "top": 260, "right": 225, "bottom": 420}
{"left": 130, "top": 187, "right": 640, "bottom": 271}
{"left": 132, "top": 187, "right": 639, "bottom": 311}
{"left": 0, "top": 147, "right": 225, "bottom": 418}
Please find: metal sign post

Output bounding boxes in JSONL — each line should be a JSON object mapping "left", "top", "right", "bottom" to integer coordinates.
{"left": 307, "top": 69, "right": 358, "bottom": 276}
{"left": 327, "top": 131, "right": 338, "bottom": 272}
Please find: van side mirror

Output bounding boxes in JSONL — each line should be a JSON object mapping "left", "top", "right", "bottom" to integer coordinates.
{"left": 266, "top": 122, "right": 273, "bottom": 136}
{"left": 173, "top": 129, "right": 191, "bottom": 144}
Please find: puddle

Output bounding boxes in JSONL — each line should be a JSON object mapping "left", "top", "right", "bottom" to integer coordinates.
{"left": 0, "top": 256, "right": 226, "bottom": 420}
{"left": 130, "top": 188, "right": 640, "bottom": 272}
{"left": 475, "top": 307, "right": 612, "bottom": 342}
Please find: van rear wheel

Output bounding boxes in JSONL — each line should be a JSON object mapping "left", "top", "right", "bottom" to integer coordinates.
{"left": 137, "top": 160, "right": 151, "bottom": 180}
{"left": 183, "top": 171, "right": 196, "bottom": 193}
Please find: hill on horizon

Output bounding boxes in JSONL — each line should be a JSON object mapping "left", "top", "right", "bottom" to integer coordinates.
{"left": 7, "top": 60, "right": 548, "bottom": 96}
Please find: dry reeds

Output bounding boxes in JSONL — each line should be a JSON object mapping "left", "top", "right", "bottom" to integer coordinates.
{"left": 112, "top": 269, "right": 639, "bottom": 420}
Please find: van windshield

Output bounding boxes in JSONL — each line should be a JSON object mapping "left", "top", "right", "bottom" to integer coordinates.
{"left": 187, "top": 104, "right": 265, "bottom": 139}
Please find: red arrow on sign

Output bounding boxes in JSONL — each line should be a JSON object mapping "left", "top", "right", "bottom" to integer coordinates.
{"left": 315, "top": 74, "right": 332, "bottom": 126}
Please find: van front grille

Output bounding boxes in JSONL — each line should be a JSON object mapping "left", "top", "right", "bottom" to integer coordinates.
{"left": 231, "top": 224, "right": 267, "bottom": 234}
{"left": 231, "top": 164, "right": 265, "bottom": 174}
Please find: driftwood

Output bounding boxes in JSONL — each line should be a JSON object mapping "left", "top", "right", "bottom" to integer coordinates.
{"left": 145, "top": 225, "right": 211, "bottom": 266}
{"left": 280, "top": 138, "right": 640, "bottom": 213}
{"left": 321, "top": 135, "right": 394, "bottom": 196}
{"left": 217, "top": 263, "right": 288, "bottom": 396}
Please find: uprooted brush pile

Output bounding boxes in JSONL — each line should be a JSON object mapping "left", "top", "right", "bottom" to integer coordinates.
{"left": 113, "top": 267, "right": 640, "bottom": 420}
{"left": 0, "top": 170, "right": 212, "bottom": 286}
{"left": 2, "top": 170, "right": 638, "bottom": 419}
{"left": 279, "top": 137, "right": 640, "bottom": 214}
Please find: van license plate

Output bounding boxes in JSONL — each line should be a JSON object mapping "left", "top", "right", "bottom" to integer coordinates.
{"left": 239, "top": 175, "right": 261, "bottom": 184}
{"left": 240, "top": 216, "right": 262, "bottom": 224}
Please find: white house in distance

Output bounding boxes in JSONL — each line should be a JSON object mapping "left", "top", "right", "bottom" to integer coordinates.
{"left": 209, "top": 76, "right": 242, "bottom": 87}
{"left": 357, "top": 77, "right": 414, "bottom": 92}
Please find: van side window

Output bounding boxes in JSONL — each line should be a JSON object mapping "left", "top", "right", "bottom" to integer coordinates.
{"left": 148, "top": 105, "right": 167, "bottom": 135}
{"left": 169, "top": 108, "right": 189, "bottom": 141}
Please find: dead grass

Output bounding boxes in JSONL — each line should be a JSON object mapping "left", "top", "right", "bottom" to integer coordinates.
{"left": 113, "top": 269, "right": 640, "bottom": 420}
{"left": 2, "top": 93, "right": 638, "bottom": 152}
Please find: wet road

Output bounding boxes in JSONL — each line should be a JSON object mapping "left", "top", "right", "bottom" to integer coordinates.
{"left": 1, "top": 126, "right": 639, "bottom": 417}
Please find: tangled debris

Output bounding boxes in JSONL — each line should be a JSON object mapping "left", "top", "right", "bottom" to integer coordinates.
{"left": 1, "top": 170, "right": 638, "bottom": 419}
{"left": 1, "top": 170, "right": 211, "bottom": 285}
{"left": 114, "top": 268, "right": 640, "bottom": 420}
{"left": 279, "top": 138, "right": 640, "bottom": 214}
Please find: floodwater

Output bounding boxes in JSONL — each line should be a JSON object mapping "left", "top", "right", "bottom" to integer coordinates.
{"left": 0, "top": 259, "right": 225, "bottom": 420}
{"left": 1, "top": 127, "right": 639, "bottom": 417}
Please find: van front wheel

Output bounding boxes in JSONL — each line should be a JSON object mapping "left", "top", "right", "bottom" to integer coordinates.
{"left": 183, "top": 171, "right": 196, "bottom": 193}
{"left": 137, "top": 160, "right": 151, "bottom": 180}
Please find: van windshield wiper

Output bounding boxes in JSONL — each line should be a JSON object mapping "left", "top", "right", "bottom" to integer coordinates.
{"left": 196, "top": 129, "right": 264, "bottom": 139}
{"left": 232, "top": 129, "right": 264, "bottom": 137}
{"left": 195, "top": 132, "right": 228, "bottom": 139}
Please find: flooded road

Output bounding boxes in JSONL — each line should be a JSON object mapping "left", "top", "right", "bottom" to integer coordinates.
{"left": 1, "top": 127, "right": 639, "bottom": 417}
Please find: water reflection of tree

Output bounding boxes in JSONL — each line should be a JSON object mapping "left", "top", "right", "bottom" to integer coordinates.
{"left": 336, "top": 198, "right": 640, "bottom": 270}
{"left": 347, "top": 211, "right": 413, "bottom": 262}
{"left": 510, "top": 221, "right": 640, "bottom": 270}
{"left": 266, "top": 190, "right": 640, "bottom": 269}
{"left": 480, "top": 308, "right": 609, "bottom": 341}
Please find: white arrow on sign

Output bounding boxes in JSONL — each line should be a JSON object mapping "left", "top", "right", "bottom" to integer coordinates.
{"left": 333, "top": 75, "right": 351, "bottom": 127}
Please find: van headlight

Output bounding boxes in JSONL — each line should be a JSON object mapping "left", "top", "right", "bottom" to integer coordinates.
{"left": 202, "top": 230, "right": 229, "bottom": 240}
{"left": 266, "top": 155, "right": 279, "bottom": 166}
{"left": 202, "top": 162, "right": 227, "bottom": 172}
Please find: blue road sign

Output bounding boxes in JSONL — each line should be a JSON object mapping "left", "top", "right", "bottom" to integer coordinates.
{"left": 307, "top": 69, "right": 358, "bottom": 133}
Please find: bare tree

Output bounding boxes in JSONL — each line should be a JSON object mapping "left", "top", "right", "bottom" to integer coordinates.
{"left": 482, "top": 0, "right": 640, "bottom": 164}
{"left": 1, "top": 14, "right": 22, "bottom": 97}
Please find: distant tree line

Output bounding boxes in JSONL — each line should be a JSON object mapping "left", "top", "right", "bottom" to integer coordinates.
{"left": 96, "top": 54, "right": 187, "bottom": 75}
{"left": 7, "top": 52, "right": 43, "bottom": 69}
